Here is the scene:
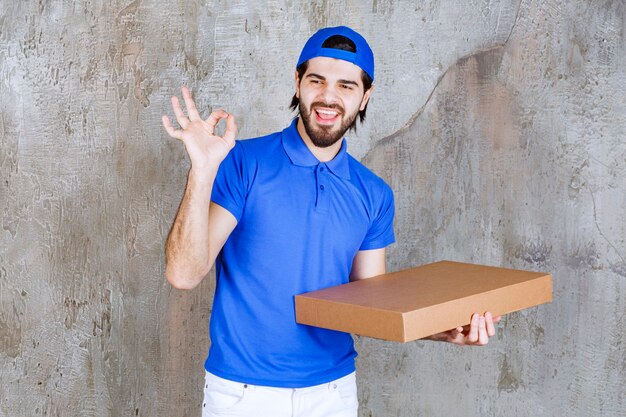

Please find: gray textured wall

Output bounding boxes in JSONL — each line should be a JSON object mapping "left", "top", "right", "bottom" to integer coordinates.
{"left": 1, "top": 1, "right": 624, "bottom": 416}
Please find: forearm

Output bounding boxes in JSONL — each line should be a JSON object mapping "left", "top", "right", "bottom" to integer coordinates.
{"left": 165, "top": 167, "right": 218, "bottom": 289}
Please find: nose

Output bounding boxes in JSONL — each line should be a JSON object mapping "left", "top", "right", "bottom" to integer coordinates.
{"left": 318, "top": 83, "right": 340, "bottom": 105}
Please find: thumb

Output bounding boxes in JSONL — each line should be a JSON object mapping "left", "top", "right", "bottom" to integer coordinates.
{"left": 223, "top": 114, "right": 237, "bottom": 144}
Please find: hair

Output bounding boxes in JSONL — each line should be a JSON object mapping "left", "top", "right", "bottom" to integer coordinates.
{"left": 290, "top": 35, "right": 373, "bottom": 128}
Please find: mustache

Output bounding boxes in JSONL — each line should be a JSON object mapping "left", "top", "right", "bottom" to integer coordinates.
{"left": 311, "top": 101, "right": 344, "bottom": 114}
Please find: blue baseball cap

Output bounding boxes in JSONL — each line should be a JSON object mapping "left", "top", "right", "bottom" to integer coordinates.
{"left": 296, "top": 26, "right": 375, "bottom": 81}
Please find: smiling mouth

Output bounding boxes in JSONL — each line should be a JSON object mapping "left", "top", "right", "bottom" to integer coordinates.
{"left": 314, "top": 107, "right": 341, "bottom": 124}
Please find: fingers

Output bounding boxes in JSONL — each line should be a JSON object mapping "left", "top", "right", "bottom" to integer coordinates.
{"left": 182, "top": 86, "right": 202, "bottom": 121}
{"left": 164, "top": 87, "right": 236, "bottom": 145}
{"left": 223, "top": 114, "right": 238, "bottom": 144}
{"left": 467, "top": 313, "right": 479, "bottom": 343}
{"left": 467, "top": 313, "right": 488, "bottom": 345}
{"left": 162, "top": 115, "right": 183, "bottom": 140}
{"left": 454, "top": 312, "right": 500, "bottom": 346}
{"left": 485, "top": 311, "right": 496, "bottom": 337}
{"left": 171, "top": 95, "right": 189, "bottom": 129}
{"left": 205, "top": 109, "right": 231, "bottom": 134}
{"left": 448, "top": 327, "right": 464, "bottom": 344}
{"left": 478, "top": 316, "right": 488, "bottom": 345}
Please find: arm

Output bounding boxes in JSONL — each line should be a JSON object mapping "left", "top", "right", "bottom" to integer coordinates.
{"left": 349, "top": 248, "right": 387, "bottom": 281}
{"left": 162, "top": 87, "right": 238, "bottom": 290}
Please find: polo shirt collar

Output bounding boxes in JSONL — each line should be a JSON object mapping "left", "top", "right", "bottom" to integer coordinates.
{"left": 281, "top": 118, "right": 351, "bottom": 180}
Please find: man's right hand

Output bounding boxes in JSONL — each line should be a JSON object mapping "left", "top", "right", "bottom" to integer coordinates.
{"left": 162, "top": 86, "right": 237, "bottom": 173}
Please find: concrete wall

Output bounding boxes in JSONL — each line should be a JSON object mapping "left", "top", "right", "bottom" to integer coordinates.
{"left": 1, "top": 1, "right": 624, "bottom": 416}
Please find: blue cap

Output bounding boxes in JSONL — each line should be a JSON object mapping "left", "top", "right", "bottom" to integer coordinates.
{"left": 296, "top": 26, "right": 374, "bottom": 81}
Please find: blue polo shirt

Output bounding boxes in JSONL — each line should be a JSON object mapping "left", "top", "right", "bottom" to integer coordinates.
{"left": 205, "top": 118, "right": 395, "bottom": 388}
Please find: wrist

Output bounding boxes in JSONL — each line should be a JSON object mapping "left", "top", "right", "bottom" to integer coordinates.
{"left": 188, "top": 166, "right": 217, "bottom": 188}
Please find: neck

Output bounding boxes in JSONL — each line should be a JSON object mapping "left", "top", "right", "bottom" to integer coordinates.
{"left": 296, "top": 118, "right": 343, "bottom": 163}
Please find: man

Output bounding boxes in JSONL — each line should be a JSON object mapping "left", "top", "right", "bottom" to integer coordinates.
{"left": 162, "top": 26, "right": 499, "bottom": 417}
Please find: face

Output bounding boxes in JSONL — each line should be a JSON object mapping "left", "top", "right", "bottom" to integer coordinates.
{"left": 295, "top": 57, "right": 372, "bottom": 148}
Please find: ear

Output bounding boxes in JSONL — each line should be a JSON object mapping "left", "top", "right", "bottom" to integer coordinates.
{"left": 359, "top": 85, "right": 374, "bottom": 111}
{"left": 295, "top": 70, "right": 301, "bottom": 99}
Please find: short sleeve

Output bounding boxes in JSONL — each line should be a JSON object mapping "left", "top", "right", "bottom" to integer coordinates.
{"left": 211, "top": 141, "right": 248, "bottom": 221}
{"left": 359, "top": 184, "right": 396, "bottom": 250}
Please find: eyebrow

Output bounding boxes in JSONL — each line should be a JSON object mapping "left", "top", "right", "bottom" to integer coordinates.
{"left": 306, "top": 73, "right": 360, "bottom": 87}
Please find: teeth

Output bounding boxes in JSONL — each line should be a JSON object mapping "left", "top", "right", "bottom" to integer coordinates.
{"left": 317, "top": 109, "right": 338, "bottom": 116}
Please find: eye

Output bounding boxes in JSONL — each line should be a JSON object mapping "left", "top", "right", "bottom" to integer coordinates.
{"left": 340, "top": 84, "right": 354, "bottom": 90}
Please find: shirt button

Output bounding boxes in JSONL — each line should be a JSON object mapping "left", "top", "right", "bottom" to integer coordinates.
{"left": 320, "top": 166, "right": 325, "bottom": 172}
{"left": 320, "top": 185, "right": 325, "bottom": 190}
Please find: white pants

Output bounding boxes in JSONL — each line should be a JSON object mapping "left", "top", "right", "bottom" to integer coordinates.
{"left": 202, "top": 371, "right": 358, "bottom": 417}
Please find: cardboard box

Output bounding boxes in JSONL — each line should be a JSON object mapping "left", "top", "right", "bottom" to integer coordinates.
{"left": 295, "top": 261, "right": 552, "bottom": 342}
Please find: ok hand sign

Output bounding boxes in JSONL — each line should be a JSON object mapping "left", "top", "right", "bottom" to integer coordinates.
{"left": 162, "top": 86, "right": 237, "bottom": 173}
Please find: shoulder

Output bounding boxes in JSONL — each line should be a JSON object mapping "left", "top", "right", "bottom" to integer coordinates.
{"left": 235, "top": 131, "right": 282, "bottom": 156}
{"left": 346, "top": 154, "right": 393, "bottom": 197}
{"left": 223, "top": 130, "right": 282, "bottom": 170}
{"left": 221, "top": 131, "right": 284, "bottom": 183}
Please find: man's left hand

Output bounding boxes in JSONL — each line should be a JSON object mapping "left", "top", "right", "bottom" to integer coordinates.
{"left": 425, "top": 312, "right": 501, "bottom": 346}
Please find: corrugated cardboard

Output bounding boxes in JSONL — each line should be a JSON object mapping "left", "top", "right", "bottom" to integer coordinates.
{"left": 295, "top": 260, "right": 552, "bottom": 342}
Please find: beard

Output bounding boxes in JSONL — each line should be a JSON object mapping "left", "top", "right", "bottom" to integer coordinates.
{"left": 299, "top": 99, "right": 359, "bottom": 148}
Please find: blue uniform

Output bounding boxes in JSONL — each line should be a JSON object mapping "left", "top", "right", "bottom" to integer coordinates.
{"left": 205, "top": 118, "right": 395, "bottom": 388}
